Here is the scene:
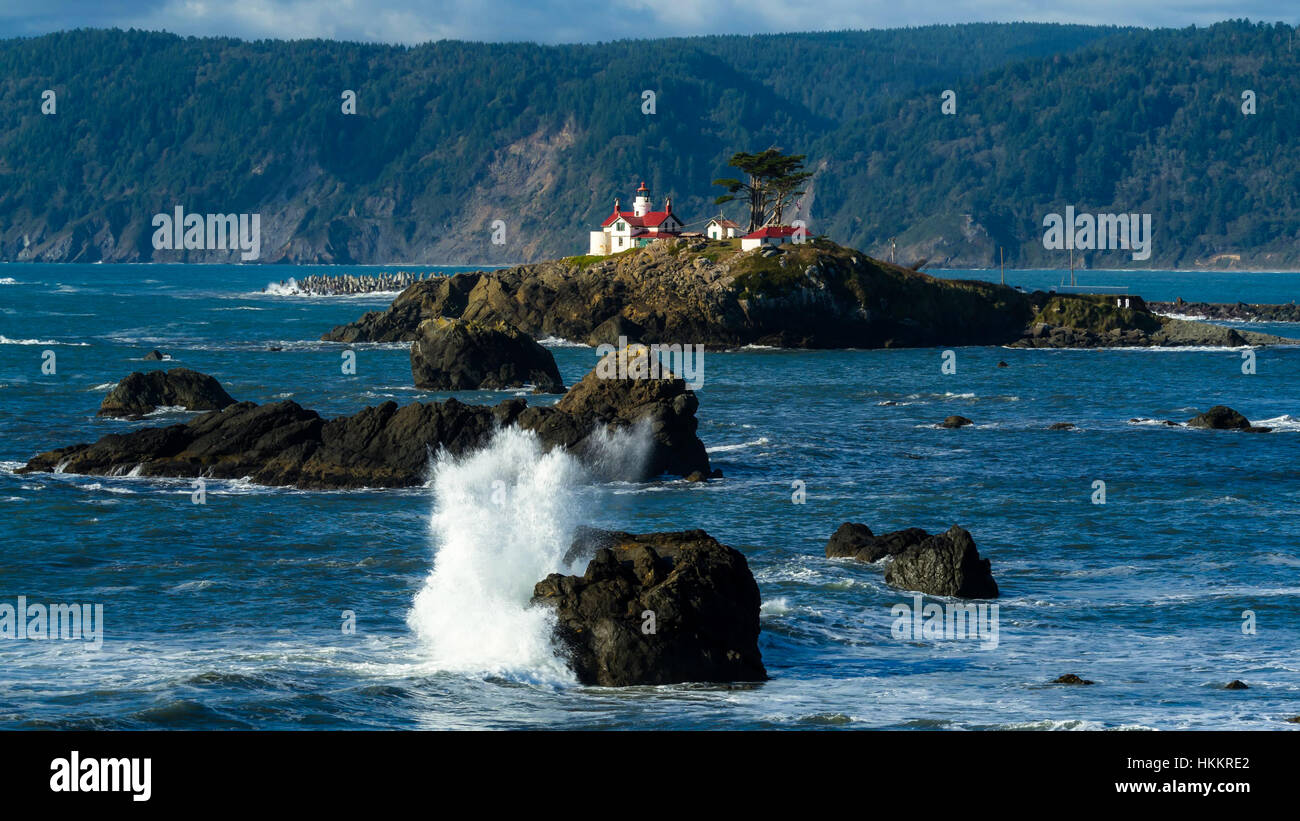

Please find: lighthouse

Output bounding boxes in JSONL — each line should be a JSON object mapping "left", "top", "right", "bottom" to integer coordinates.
{"left": 588, "top": 178, "right": 687, "bottom": 256}
{"left": 632, "top": 181, "right": 652, "bottom": 217}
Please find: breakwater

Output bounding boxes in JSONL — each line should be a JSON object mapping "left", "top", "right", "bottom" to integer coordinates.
{"left": 265, "top": 271, "right": 435, "bottom": 296}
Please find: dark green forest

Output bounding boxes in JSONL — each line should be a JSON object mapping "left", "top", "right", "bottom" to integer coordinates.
{"left": 0, "top": 21, "right": 1295, "bottom": 267}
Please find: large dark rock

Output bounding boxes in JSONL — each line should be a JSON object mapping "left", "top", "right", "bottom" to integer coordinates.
{"left": 825, "top": 523, "right": 931, "bottom": 563}
{"left": 883, "top": 525, "right": 999, "bottom": 599}
{"left": 1187, "top": 405, "right": 1251, "bottom": 430}
{"left": 22, "top": 353, "right": 711, "bottom": 488}
{"left": 409, "top": 317, "right": 563, "bottom": 392}
{"left": 534, "top": 344, "right": 710, "bottom": 479}
{"left": 532, "top": 529, "right": 766, "bottom": 686}
{"left": 940, "top": 415, "right": 973, "bottom": 428}
{"left": 97, "top": 368, "right": 236, "bottom": 418}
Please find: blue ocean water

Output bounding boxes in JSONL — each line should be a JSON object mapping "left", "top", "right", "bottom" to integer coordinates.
{"left": 2, "top": 264, "right": 1298, "bottom": 730}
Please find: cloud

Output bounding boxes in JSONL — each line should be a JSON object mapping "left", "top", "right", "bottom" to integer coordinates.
{"left": 2, "top": 0, "right": 1297, "bottom": 44}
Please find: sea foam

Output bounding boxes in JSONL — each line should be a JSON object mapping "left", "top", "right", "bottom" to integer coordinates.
{"left": 406, "top": 427, "right": 597, "bottom": 683}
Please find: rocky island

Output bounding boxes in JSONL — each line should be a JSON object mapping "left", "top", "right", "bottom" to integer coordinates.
{"left": 322, "top": 238, "right": 1298, "bottom": 350}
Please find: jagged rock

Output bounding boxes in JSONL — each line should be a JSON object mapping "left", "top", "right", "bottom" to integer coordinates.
{"left": 1224, "top": 679, "right": 1249, "bottom": 690}
{"left": 97, "top": 369, "right": 235, "bottom": 418}
{"left": 409, "top": 317, "right": 563, "bottom": 392}
{"left": 941, "top": 415, "right": 973, "bottom": 428}
{"left": 825, "top": 523, "right": 930, "bottom": 563}
{"left": 531, "top": 529, "right": 766, "bottom": 686}
{"left": 322, "top": 239, "right": 1033, "bottom": 349}
{"left": 23, "top": 354, "right": 710, "bottom": 487}
{"left": 536, "top": 344, "right": 710, "bottom": 479}
{"left": 883, "top": 525, "right": 999, "bottom": 599}
{"left": 1187, "top": 405, "right": 1256, "bottom": 430}
{"left": 142, "top": 349, "right": 167, "bottom": 361}
{"left": 1052, "top": 674, "right": 1094, "bottom": 685}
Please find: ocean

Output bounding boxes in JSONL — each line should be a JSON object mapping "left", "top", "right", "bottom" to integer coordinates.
{"left": 2, "top": 263, "right": 1298, "bottom": 730}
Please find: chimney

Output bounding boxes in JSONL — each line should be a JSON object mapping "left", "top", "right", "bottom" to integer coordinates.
{"left": 665, "top": 197, "right": 672, "bottom": 214}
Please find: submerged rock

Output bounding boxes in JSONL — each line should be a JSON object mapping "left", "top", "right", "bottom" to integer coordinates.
{"left": 24, "top": 354, "right": 711, "bottom": 488}
{"left": 1048, "top": 422, "right": 1076, "bottom": 430}
{"left": 883, "top": 525, "right": 999, "bottom": 599}
{"left": 1052, "top": 673, "right": 1094, "bottom": 685}
{"left": 142, "top": 349, "right": 167, "bottom": 361}
{"left": 97, "top": 368, "right": 236, "bottom": 418}
{"left": 409, "top": 317, "right": 563, "bottom": 392}
{"left": 941, "top": 415, "right": 973, "bottom": 428}
{"left": 1224, "top": 679, "right": 1249, "bottom": 690}
{"left": 531, "top": 529, "right": 766, "bottom": 686}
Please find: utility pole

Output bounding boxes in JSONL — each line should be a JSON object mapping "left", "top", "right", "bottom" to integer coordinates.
{"left": 1000, "top": 247, "right": 1004, "bottom": 285}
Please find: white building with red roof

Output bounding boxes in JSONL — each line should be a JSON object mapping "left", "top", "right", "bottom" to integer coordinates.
{"left": 589, "top": 181, "right": 685, "bottom": 256}
{"left": 740, "top": 224, "right": 806, "bottom": 251}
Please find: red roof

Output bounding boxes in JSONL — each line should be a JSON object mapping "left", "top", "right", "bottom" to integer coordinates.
{"left": 743, "top": 225, "right": 804, "bottom": 239}
{"left": 602, "top": 210, "right": 679, "bottom": 229}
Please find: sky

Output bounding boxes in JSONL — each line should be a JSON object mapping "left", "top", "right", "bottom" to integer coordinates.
{"left": 0, "top": 0, "right": 1296, "bottom": 45}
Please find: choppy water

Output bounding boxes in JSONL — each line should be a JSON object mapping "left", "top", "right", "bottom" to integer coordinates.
{"left": 2, "top": 264, "right": 1298, "bottom": 730}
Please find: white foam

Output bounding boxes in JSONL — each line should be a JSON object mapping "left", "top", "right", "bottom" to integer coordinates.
{"left": 538, "top": 336, "right": 590, "bottom": 348}
{"left": 707, "top": 436, "right": 770, "bottom": 453}
{"left": 1255, "top": 414, "right": 1300, "bottom": 431}
{"left": 406, "top": 427, "right": 589, "bottom": 683}
{"left": 0, "top": 277, "right": 17, "bottom": 285}
{"left": 0, "top": 335, "right": 89, "bottom": 346}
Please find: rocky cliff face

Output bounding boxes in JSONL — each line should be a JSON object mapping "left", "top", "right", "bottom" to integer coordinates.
{"left": 323, "top": 238, "right": 1034, "bottom": 349}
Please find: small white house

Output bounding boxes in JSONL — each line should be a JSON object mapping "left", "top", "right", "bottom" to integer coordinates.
{"left": 706, "top": 216, "right": 743, "bottom": 240}
{"left": 588, "top": 181, "right": 685, "bottom": 256}
{"left": 740, "top": 225, "right": 805, "bottom": 251}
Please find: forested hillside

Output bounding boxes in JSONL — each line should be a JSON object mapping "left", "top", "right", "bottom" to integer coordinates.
{"left": 0, "top": 21, "right": 1295, "bottom": 267}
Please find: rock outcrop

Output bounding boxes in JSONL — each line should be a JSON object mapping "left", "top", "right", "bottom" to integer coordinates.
{"left": 409, "top": 317, "right": 563, "bottom": 392}
{"left": 1052, "top": 673, "right": 1095, "bottom": 685}
{"left": 1149, "top": 299, "right": 1300, "bottom": 323}
{"left": 1011, "top": 293, "right": 1295, "bottom": 348}
{"left": 532, "top": 528, "right": 767, "bottom": 686}
{"left": 97, "top": 369, "right": 236, "bottom": 418}
{"left": 883, "top": 525, "right": 999, "bottom": 599}
{"left": 940, "top": 415, "right": 973, "bottom": 429}
{"left": 825, "top": 523, "right": 931, "bottom": 563}
{"left": 323, "top": 239, "right": 1033, "bottom": 349}
{"left": 21, "top": 353, "right": 711, "bottom": 488}
{"left": 1186, "top": 405, "right": 1270, "bottom": 432}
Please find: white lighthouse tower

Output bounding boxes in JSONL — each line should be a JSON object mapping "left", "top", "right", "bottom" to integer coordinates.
{"left": 632, "top": 181, "right": 652, "bottom": 217}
